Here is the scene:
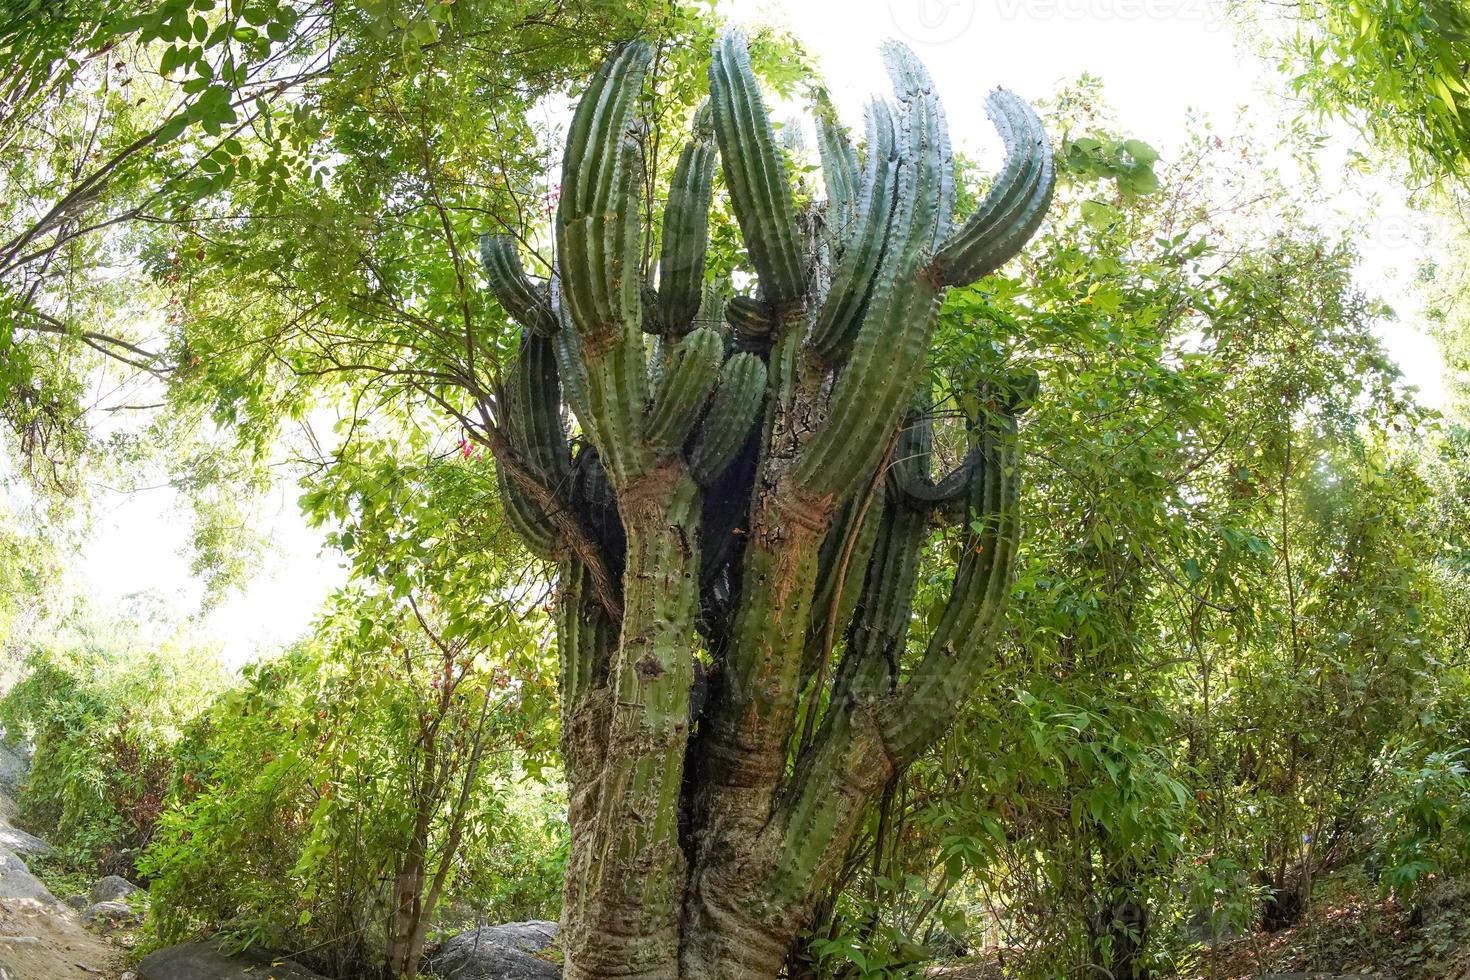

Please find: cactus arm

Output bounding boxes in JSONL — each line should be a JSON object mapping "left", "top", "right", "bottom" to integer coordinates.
{"left": 557, "top": 42, "right": 648, "bottom": 337}
{"left": 558, "top": 559, "right": 616, "bottom": 769}
{"left": 548, "top": 281, "right": 594, "bottom": 427}
{"left": 837, "top": 495, "right": 928, "bottom": 700}
{"left": 806, "top": 99, "right": 899, "bottom": 363}
{"left": 497, "top": 463, "right": 558, "bottom": 558}
{"left": 503, "top": 332, "right": 571, "bottom": 485}
{"left": 555, "top": 42, "right": 654, "bottom": 484}
{"left": 657, "top": 135, "right": 717, "bottom": 336}
{"left": 491, "top": 331, "right": 572, "bottom": 561}
{"left": 646, "top": 327, "right": 723, "bottom": 456}
{"left": 889, "top": 401, "right": 973, "bottom": 509}
{"left": 824, "top": 409, "right": 934, "bottom": 703}
{"left": 799, "top": 483, "right": 888, "bottom": 688}
{"left": 480, "top": 234, "right": 557, "bottom": 337}
{"left": 708, "top": 30, "right": 807, "bottom": 307}
{"left": 882, "top": 40, "right": 955, "bottom": 250}
{"left": 689, "top": 351, "right": 767, "bottom": 484}
{"left": 815, "top": 96, "right": 861, "bottom": 230}
{"left": 928, "top": 90, "right": 1055, "bottom": 287}
{"left": 792, "top": 42, "right": 954, "bottom": 503}
{"left": 878, "top": 407, "right": 1022, "bottom": 760}
{"left": 896, "top": 453, "right": 974, "bottom": 507}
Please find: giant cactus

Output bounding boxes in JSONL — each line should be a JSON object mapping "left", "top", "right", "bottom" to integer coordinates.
{"left": 478, "top": 31, "right": 1052, "bottom": 980}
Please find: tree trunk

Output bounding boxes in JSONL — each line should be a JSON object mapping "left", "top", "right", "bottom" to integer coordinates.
{"left": 560, "top": 468, "right": 702, "bottom": 979}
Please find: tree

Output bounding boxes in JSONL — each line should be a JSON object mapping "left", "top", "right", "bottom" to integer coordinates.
{"left": 1246, "top": 0, "right": 1470, "bottom": 183}
{"left": 470, "top": 34, "right": 1054, "bottom": 977}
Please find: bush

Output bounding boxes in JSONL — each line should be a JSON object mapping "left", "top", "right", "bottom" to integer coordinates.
{"left": 141, "top": 587, "right": 565, "bottom": 979}
{"left": 0, "top": 603, "right": 223, "bottom": 874}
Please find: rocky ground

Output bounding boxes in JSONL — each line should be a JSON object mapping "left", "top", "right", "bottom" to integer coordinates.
{"left": 929, "top": 870, "right": 1470, "bottom": 980}
{"left": 0, "top": 745, "right": 124, "bottom": 980}
{"left": 1182, "top": 872, "right": 1470, "bottom": 980}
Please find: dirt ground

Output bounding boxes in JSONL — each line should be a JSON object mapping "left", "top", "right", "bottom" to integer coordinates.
{"left": 1182, "top": 875, "right": 1470, "bottom": 980}
{"left": 0, "top": 897, "right": 123, "bottom": 980}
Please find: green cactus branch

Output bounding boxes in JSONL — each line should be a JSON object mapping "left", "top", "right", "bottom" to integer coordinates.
{"left": 480, "top": 234, "right": 556, "bottom": 337}
{"left": 708, "top": 31, "right": 807, "bottom": 308}
{"left": 656, "top": 115, "right": 717, "bottom": 336}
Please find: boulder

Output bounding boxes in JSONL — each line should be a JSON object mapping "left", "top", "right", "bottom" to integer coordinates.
{"left": 81, "top": 899, "right": 142, "bottom": 933}
{"left": 0, "top": 742, "right": 29, "bottom": 799}
{"left": 90, "top": 874, "right": 141, "bottom": 904}
{"left": 0, "top": 823, "right": 50, "bottom": 859}
{"left": 137, "top": 942, "right": 329, "bottom": 980}
{"left": 426, "top": 920, "right": 561, "bottom": 980}
{"left": 63, "top": 893, "right": 88, "bottom": 911}
{"left": 0, "top": 848, "right": 55, "bottom": 904}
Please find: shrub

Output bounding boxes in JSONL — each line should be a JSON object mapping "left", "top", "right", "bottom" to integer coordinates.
{"left": 0, "top": 603, "right": 223, "bottom": 874}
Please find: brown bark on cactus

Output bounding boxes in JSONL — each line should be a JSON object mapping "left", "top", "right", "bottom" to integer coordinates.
{"left": 470, "top": 30, "right": 1055, "bottom": 978}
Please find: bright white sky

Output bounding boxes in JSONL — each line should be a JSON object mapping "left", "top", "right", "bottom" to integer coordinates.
{"left": 77, "top": 0, "right": 1451, "bottom": 669}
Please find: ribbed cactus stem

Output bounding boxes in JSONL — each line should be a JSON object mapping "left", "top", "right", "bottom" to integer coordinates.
{"left": 806, "top": 99, "right": 898, "bottom": 363}
{"left": 555, "top": 42, "right": 654, "bottom": 484}
{"left": 657, "top": 126, "right": 717, "bottom": 335}
{"left": 502, "top": 331, "right": 570, "bottom": 483}
{"left": 480, "top": 234, "right": 556, "bottom": 336}
{"left": 689, "top": 352, "right": 767, "bottom": 483}
{"left": 491, "top": 331, "right": 570, "bottom": 560}
{"left": 647, "top": 327, "right": 723, "bottom": 456}
{"left": 799, "top": 484, "right": 888, "bottom": 688}
{"left": 929, "top": 90, "right": 1056, "bottom": 287}
{"left": 724, "top": 295, "right": 776, "bottom": 346}
{"left": 708, "top": 31, "right": 807, "bottom": 307}
{"left": 815, "top": 95, "right": 861, "bottom": 233}
{"left": 497, "top": 465, "right": 557, "bottom": 558}
{"left": 880, "top": 405, "right": 1023, "bottom": 759}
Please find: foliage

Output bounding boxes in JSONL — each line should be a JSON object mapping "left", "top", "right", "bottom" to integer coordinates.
{"left": 142, "top": 445, "right": 563, "bottom": 978}
{"left": 1370, "top": 746, "right": 1470, "bottom": 897}
{"left": 789, "top": 83, "right": 1469, "bottom": 979}
{"left": 0, "top": 600, "right": 225, "bottom": 871}
{"left": 141, "top": 584, "right": 562, "bottom": 977}
{"left": 1244, "top": 0, "right": 1470, "bottom": 182}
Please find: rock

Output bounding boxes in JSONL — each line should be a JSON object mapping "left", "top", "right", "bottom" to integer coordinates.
{"left": 0, "top": 823, "right": 49, "bottom": 859}
{"left": 89, "top": 874, "right": 141, "bottom": 904}
{"left": 0, "top": 848, "right": 55, "bottom": 904}
{"left": 0, "top": 743, "right": 29, "bottom": 799}
{"left": 63, "top": 893, "right": 87, "bottom": 910}
{"left": 427, "top": 920, "right": 561, "bottom": 980}
{"left": 137, "top": 941, "right": 329, "bottom": 980}
{"left": 81, "top": 899, "right": 141, "bottom": 934}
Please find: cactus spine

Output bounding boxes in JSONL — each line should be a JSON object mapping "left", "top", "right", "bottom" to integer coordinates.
{"left": 477, "top": 30, "right": 1053, "bottom": 979}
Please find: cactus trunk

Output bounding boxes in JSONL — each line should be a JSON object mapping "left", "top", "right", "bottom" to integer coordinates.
{"left": 472, "top": 30, "right": 1054, "bottom": 978}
